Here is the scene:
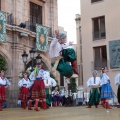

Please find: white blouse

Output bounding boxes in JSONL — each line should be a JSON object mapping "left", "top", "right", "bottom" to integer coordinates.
{"left": 52, "top": 90, "right": 59, "bottom": 96}
{"left": 18, "top": 78, "right": 33, "bottom": 88}
{"left": 114, "top": 73, "right": 120, "bottom": 85}
{"left": 87, "top": 77, "right": 101, "bottom": 87}
{"left": 44, "top": 77, "right": 56, "bottom": 87}
{"left": 101, "top": 73, "right": 109, "bottom": 85}
{"left": 29, "top": 69, "right": 44, "bottom": 81}
{"left": 0, "top": 77, "right": 11, "bottom": 86}
{"left": 49, "top": 38, "right": 62, "bottom": 58}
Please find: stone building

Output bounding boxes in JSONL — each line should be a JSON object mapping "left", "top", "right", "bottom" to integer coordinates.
{"left": 0, "top": 0, "right": 59, "bottom": 107}
{"left": 76, "top": 0, "right": 120, "bottom": 103}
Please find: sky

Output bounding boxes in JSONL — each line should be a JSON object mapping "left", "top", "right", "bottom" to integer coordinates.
{"left": 58, "top": 0, "right": 81, "bottom": 43}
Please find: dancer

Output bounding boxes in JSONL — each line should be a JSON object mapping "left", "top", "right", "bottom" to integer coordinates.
{"left": 114, "top": 72, "right": 120, "bottom": 108}
{"left": 43, "top": 71, "right": 57, "bottom": 107}
{"left": 29, "top": 63, "right": 47, "bottom": 111}
{"left": 86, "top": 70, "right": 101, "bottom": 108}
{"left": 18, "top": 72, "right": 33, "bottom": 109}
{"left": 100, "top": 67, "right": 114, "bottom": 109}
{"left": 0, "top": 70, "right": 11, "bottom": 111}
{"left": 49, "top": 30, "right": 78, "bottom": 78}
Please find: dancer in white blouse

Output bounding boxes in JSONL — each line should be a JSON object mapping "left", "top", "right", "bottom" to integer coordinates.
{"left": 86, "top": 70, "right": 101, "bottom": 108}
{"left": 29, "top": 63, "right": 47, "bottom": 111}
{"left": 0, "top": 70, "right": 11, "bottom": 111}
{"left": 115, "top": 72, "right": 120, "bottom": 108}
{"left": 18, "top": 72, "right": 33, "bottom": 109}
{"left": 100, "top": 67, "right": 114, "bottom": 109}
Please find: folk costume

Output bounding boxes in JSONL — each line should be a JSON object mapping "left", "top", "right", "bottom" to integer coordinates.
{"left": 49, "top": 32, "right": 78, "bottom": 78}
{"left": 101, "top": 73, "right": 114, "bottom": 109}
{"left": 52, "top": 87, "right": 63, "bottom": 106}
{"left": 0, "top": 75, "right": 11, "bottom": 111}
{"left": 29, "top": 65, "right": 47, "bottom": 111}
{"left": 114, "top": 73, "right": 120, "bottom": 108}
{"left": 86, "top": 70, "right": 101, "bottom": 108}
{"left": 43, "top": 71, "right": 57, "bottom": 106}
{"left": 18, "top": 78, "right": 33, "bottom": 109}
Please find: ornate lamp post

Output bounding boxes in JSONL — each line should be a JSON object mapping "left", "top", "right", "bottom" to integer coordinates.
{"left": 29, "top": 48, "right": 36, "bottom": 71}
{"left": 21, "top": 51, "right": 28, "bottom": 70}
{"left": 21, "top": 49, "right": 42, "bottom": 71}
{"left": 36, "top": 54, "right": 42, "bottom": 64}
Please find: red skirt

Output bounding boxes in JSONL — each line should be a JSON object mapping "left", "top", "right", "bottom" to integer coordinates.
{"left": 0, "top": 86, "right": 6, "bottom": 102}
{"left": 31, "top": 80, "right": 46, "bottom": 99}
{"left": 18, "top": 87, "right": 29, "bottom": 101}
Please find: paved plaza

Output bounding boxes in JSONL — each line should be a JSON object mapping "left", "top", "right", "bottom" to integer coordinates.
{"left": 0, "top": 106, "right": 120, "bottom": 120}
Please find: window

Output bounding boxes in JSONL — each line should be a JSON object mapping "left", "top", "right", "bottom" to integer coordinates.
{"left": 30, "top": 2, "right": 42, "bottom": 32}
{"left": 92, "top": 16, "right": 106, "bottom": 40}
{"left": 94, "top": 46, "right": 107, "bottom": 70}
{"left": 91, "top": 0, "right": 103, "bottom": 3}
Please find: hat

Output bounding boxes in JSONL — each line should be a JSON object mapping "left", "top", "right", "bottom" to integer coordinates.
{"left": 59, "top": 33, "right": 67, "bottom": 40}
{"left": 92, "top": 70, "right": 98, "bottom": 75}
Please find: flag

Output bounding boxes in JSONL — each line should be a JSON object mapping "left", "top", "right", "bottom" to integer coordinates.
{"left": 36, "top": 24, "right": 49, "bottom": 52}
{"left": 0, "top": 11, "right": 6, "bottom": 42}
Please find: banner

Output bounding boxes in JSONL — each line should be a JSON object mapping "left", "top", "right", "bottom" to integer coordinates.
{"left": 36, "top": 24, "right": 48, "bottom": 52}
{"left": 0, "top": 11, "right": 6, "bottom": 42}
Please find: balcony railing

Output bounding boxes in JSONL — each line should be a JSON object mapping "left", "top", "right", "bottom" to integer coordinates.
{"left": 25, "top": 20, "right": 53, "bottom": 37}
{"left": 92, "top": 60, "right": 108, "bottom": 70}
{"left": 6, "top": 16, "right": 53, "bottom": 37}
{"left": 93, "top": 31, "right": 106, "bottom": 40}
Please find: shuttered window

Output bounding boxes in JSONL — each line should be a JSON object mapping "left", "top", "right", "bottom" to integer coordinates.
{"left": 94, "top": 46, "right": 107, "bottom": 70}
{"left": 92, "top": 16, "right": 106, "bottom": 40}
{"left": 30, "top": 2, "right": 42, "bottom": 32}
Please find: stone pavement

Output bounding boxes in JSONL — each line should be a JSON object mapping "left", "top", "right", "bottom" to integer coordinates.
{"left": 0, "top": 106, "right": 120, "bottom": 120}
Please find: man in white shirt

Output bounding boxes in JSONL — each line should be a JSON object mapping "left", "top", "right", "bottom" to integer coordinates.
{"left": 115, "top": 73, "right": 120, "bottom": 108}
{"left": 49, "top": 30, "right": 78, "bottom": 78}
{"left": 86, "top": 70, "right": 101, "bottom": 108}
{"left": 43, "top": 71, "right": 57, "bottom": 107}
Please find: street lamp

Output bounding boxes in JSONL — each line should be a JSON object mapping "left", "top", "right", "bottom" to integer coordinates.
{"left": 36, "top": 54, "right": 42, "bottom": 64}
{"left": 21, "top": 51, "right": 28, "bottom": 69}
{"left": 29, "top": 48, "right": 36, "bottom": 71}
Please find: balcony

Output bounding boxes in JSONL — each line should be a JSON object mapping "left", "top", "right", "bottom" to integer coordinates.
{"left": 91, "top": 60, "right": 108, "bottom": 70}
{"left": 6, "top": 15, "right": 53, "bottom": 37}
{"left": 93, "top": 31, "right": 106, "bottom": 40}
{"left": 25, "top": 20, "right": 53, "bottom": 37}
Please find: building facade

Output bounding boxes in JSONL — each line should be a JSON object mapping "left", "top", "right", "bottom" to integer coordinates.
{"left": 79, "top": 0, "right": 120, "bottom": 102}
{"left": 0, "top": 0, "right": 59, "bottom": 107}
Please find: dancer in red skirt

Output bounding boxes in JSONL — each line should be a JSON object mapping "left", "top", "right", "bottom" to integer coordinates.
{"left": 18, "top": 72, "right": 33, "bottom": 109}
{"left": 29, "top": 63, "right": 47, "bottom": 111}
{"left": 0, "top": 70, "right": 11, "bottom": 111}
